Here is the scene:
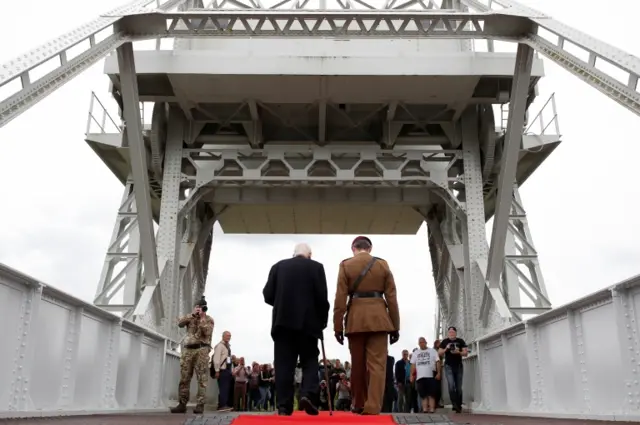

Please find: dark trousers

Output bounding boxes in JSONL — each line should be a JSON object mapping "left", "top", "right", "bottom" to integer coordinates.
{"left": 217, "top": 368, "right": 233, "bottom": 408}
{"left": 229, "top": 377, "right": 235, "bottom": 408}
{"left": 273, "top": 328, "right": 320, "bottom": 413}
{"left": 445, "top": 363, "right": 463, "bottom": 409}
{"left": 409, "top": 382, "right": 419, "bottom": 413}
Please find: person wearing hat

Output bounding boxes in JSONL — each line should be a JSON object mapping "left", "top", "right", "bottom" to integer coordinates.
{"left": 170, "top": 296, "right": 215, "bottom": 414}
{"left": 333, "top": 236, "right": 400, "bottom": 415}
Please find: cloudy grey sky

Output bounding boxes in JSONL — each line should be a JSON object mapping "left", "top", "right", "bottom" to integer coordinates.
{"left": 1, "top": 0, "right": 639, "bottom": 365}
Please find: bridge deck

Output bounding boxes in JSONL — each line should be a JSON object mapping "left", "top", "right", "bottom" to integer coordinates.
{"left": 1, "top": 413, "right": 635, "bottom": 425}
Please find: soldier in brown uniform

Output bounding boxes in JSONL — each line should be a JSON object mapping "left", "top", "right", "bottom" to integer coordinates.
{"left": 170, "top": 296, "right": 215, "bottom": 414}
{"left": 333, "top": 236, "right": 400, "bottom": 415}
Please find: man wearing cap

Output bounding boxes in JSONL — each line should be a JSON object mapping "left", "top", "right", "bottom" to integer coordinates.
{"left": 333, "top": 236, "right": 400, "bottom": 415}
{"left": 170, "top": 296, "right": 215, "bottom": 414}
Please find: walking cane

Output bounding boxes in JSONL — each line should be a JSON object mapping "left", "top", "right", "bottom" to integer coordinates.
{"left": 320, "top": 337, "right": 333, "bottom": 416}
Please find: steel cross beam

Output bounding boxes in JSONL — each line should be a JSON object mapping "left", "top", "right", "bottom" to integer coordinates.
{"left": 117, "top": 43, "right": 161, "bottom": 287}
{"left": 485, "top": 43, "right": 534, "bottom": 304}
{"left": 117, "top": 10, "right": 527, "bottom": 39}
{"left": 210, "top": 0, "right": 443, "bottom": 9}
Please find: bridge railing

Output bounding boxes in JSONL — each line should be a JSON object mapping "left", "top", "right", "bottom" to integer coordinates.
{"left": 499, "top": 93, "right": 560, "bottom": 138}
{"left": 0, "top": 263, "right": 219, "bottom": 418}
{"left": 85, "top": 91, "right": 121, "bottom": 135}
{"left": 460, "top": 274, "right": 640, "bottom": 421}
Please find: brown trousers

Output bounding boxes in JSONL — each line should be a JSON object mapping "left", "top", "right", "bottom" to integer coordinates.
{"left": 233, "top": 381, "right": 247, "bottom": 410}
{"left": 348, "top": 332, "right": 388, "bottom": 415}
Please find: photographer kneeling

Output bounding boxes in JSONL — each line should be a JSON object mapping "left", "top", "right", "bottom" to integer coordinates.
{"left": 170, "top": 297, "right": 215, "bottom": 414}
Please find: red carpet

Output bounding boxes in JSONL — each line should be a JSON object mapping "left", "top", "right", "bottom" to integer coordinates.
{"left": 232, "top": 411, "right": 395, "bottom": 425}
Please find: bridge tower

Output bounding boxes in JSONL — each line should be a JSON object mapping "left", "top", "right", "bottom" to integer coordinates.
{"left": 1, "top": 0, "right": 638, "bottom": 345}
{"left": 82, "top": 0, "right": 563, "bottom": 342}
{"left": 2, "top": 0, "right": 640, "bottom": 420}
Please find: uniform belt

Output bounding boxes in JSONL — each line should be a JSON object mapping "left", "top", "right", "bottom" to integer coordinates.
{"left": 352, "top": 292, "right": 383, "bottom": 299}
{"left": 184, "top": 343, "right": 208, "bottom": 349}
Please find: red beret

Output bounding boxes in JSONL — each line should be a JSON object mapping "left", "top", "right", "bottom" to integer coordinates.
{"left": 351, "top": 236, "right": 372, "bottom": 246}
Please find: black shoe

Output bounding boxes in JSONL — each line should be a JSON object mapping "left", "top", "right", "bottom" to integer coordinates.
{"left": 278, "top": 408, "right": 293, "bottom": 416}
{"left": 170, "top": 403, "right": 187, "bottom": 413}
{"left": 299, "top": 397, "right": 319, "bottom": 416}
{"left": 351, "top": 407, "right": 364, "bottom": 414}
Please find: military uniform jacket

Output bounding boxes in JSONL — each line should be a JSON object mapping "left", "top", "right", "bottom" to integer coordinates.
{"left": 333, "top": 252, "right": 400, "bottom": 335}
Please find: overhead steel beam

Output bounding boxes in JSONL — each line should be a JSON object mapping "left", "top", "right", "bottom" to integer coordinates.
{"left": 118, "top": 10, "right": 529, "bottom": 39}
{"left": 117, "top": 42, "right": 160, "bottom": 285}
{"left": 485, "top": 43, "right": 534, "bottom": 292}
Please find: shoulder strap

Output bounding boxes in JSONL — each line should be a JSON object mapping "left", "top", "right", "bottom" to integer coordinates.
{"left": 348, "top": 257, "right": 378, "bottom": 295}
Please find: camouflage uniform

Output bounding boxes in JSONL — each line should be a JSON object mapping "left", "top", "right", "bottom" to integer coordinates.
{"left": 177, "top": 313, "right": 215, "bottom": 406}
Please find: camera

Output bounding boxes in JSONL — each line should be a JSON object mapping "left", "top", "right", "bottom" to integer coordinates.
{"left": 193, "top": 296, "right": 208, "bottom": 315}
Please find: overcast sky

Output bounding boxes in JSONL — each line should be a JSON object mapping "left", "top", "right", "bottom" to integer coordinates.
{"left": 1, "top": 0, "right": 639, "bottom": 365}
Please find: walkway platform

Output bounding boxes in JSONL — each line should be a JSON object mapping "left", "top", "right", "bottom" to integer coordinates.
{"left": 2, "top": 412, "right": 637, "bottom": 425}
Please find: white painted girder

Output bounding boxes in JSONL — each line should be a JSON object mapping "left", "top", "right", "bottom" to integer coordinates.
{"left": 116, "top": 43, "right": 161, "bottom": 291}
{"left": 485, "top": 43, "right": 533, "bottom": 305}
{"left": 122, "top": 10, "right": 526, "bottom": 40}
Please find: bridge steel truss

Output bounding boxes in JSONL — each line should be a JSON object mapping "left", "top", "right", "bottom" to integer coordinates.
{"left": 1, "top": 0, "right": 639, "bottom": 340}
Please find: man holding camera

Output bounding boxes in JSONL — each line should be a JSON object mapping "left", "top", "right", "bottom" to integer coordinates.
{"left": 170, "top": 297, "right": 215, "bottom": 414}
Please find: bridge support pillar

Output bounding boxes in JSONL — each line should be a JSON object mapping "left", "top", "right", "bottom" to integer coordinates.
{"left": 149, "top": 107, "right": 186, "bottom": 339}
{"left": 460, "top": 107, "right": 506, "bottom": 339}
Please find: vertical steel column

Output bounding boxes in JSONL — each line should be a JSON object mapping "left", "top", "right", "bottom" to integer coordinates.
{"left": 460, "top": 107, "right": 493, "bottom": 339}
{"left": 156, "top": 108, "right": 186, "bottom": 337}
{"left": 567, "top": 310, "right": 590, "bottom": 412}
{"left": 58, "top": 308, "right": 83, "bottom": 408}
{"left": 149, "top": 340, "right": 165, "bottom": 407}
{"left": 611, "top": 287, "right": 640, "bottom": 413}
{"left": 524, "top": 322, "right": 545, "bottom": 412}
{"left": 500, "top": 335, "right": 515, "bottom": 408}
{"left": 10, "top": 284, "right": 42, "bottom": 411}
{"left": 125, "top": 332, "right": 143, "bottom": 408}
{"left": 116, "top": 42, "right": 160, "bottom": 286}
{"left": 101, "top": 320, "right": 122, "bottom": 409}
{"left": 486, "top": 44, "right": 534, "bottom": 290}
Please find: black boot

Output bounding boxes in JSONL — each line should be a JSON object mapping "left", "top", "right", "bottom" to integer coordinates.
{"left": 299, "top": 397, "right": 319, "bottom": 416}
{"left": 170, "top": 402, "right": 187, "bottom": 413}
{"left": 193, "top": 404, "right": 204, "bottom": 414}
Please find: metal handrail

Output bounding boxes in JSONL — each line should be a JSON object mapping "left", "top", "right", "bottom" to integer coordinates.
{"left": 85, "top": 91, "right": 121, "bottom": 134}
{"left": 525, "top": 92, "right": 560, "bottom": 136}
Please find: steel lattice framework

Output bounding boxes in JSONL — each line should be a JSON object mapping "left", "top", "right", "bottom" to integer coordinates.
{"left": 1, "top": 0, "right": 639, "bottom": 341}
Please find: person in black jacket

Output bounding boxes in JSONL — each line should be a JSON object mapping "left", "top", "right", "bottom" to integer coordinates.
{"left": 381, "top": 355, "right": 396, "bottom": 413}
{"left": 263, "top": 243, "right": 330, "bottom": 417}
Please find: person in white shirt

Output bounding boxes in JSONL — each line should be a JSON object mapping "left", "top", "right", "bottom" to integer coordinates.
{"left": 409, "top": 337, "right": 441, "bottom": 413}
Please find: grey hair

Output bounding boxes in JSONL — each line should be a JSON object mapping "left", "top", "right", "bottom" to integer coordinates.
{"left": 293, "top": 243, "right": 312, "bottom": 258}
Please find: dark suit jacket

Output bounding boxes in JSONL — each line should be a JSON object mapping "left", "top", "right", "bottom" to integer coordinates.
{"left": 263, "top": 256, "right": 330, "bottom": 339}
{"left": 394, "top": 358, "right": 408, "bottom": 384}
{"left": 333, "top": 252, "right": 400, "bottom": 335}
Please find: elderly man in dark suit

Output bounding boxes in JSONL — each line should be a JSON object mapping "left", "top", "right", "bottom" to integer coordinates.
{"left": 263, "top": 243, "right": 330, "bottom": 417}
{"left": 333, "top": 236, "right": 401, "bottom": 415}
